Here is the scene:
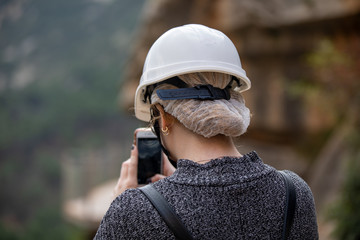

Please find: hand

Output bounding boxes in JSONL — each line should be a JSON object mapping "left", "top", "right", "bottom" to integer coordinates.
{"left": 149, "top": 153, "right": 176, "bottom": 183}
{"left": 112, "top": 145, "right": 138, "bottom": 199}
{"left": 112, "top": 128, "right": 177, "bottom": 198}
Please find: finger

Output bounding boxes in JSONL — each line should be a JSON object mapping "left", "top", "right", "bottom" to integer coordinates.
{"left": 151, "top": 174, "right": 166, "bottom": 183}
{"left": 128, "top": 145, "right": 138, "bottom": 178}
{"left": 129, "top": 144, "right": 138, "bottom": 164}
{"left": 119, "top": 160, "right": 130, "bottom": 181}
{"left": 113, "top": 160, "right": 129, "bottom": 198}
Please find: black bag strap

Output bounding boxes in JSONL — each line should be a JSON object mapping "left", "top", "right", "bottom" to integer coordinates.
{"left": 278, "top": 171, "right": 297, "bottom": 240}
{"left": 139, "top": 185, "right": 194, "bottom": 240}
{"left": 139, "top": 171, "right": 296, "bottom": 240}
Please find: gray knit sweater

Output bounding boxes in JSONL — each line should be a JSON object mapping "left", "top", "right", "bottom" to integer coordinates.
{"left": 94, "top": 151, "right": 318, "bottom": 239}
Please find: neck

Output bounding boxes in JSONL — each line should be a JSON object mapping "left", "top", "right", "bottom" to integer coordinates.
{"left": 163, "top": 122, "right": 241, "bottom": 164}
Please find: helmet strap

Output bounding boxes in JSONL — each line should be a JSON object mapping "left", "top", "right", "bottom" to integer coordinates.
{"left": 143, "top": 76, "right": 188, "bottom": 104}
{"left": 145, "top": 76, "right": 241, "bottom": 102}
{"left": 156, "top": 84, "right": 231, "bottom": 101}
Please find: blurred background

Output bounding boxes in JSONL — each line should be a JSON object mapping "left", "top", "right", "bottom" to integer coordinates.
{"left": 0, "top": 0, "right": 359, "bottom": 239}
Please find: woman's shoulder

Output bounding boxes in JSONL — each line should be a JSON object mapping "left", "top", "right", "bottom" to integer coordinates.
{"left": 104, "top": 188, "right": 156, "bottom": 224}
{"left": 281, "top": 170, "right": 319, "bottom": 239}
{"left": 94, "top": 187, "right": 173, "bottom": 239}
{"left": 94, "top": 189, "right": 145, "bottom": 238}
{"left": 111, "top": 188, "right": 146, "bottom": 212}
{"left": 281, "top": 170, "right": 314, "bottom": 200}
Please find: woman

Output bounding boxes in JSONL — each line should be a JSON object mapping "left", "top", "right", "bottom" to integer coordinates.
{"left": 95, "top": 24, "right": 318, "bottom": 239}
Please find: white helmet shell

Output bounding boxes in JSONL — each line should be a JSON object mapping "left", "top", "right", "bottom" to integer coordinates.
{"left": 134, "top": 24, "right": 251, "bottom": 122}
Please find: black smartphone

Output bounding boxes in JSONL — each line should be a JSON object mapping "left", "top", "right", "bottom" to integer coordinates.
{"left": 136, "top": 129, "right": 162, "bottom": 184}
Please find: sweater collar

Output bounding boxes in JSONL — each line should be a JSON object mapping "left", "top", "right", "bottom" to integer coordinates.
{"left": 166, "top": 151, "right": 274, "bottom": 186}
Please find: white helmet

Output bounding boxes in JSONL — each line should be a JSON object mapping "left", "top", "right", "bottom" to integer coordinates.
{"left": 134, "top": 24, "right": 251, "bottom": 122}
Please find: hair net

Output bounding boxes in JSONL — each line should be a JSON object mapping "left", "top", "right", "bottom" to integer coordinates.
{"left": 151, "top": 72, "right": 251, "bottom": 138}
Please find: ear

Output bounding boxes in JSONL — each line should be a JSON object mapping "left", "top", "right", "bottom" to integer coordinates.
{"left": 155, "top": 104, "right": 173, "bottom": 129}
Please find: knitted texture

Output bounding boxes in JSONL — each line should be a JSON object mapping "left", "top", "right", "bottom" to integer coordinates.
{"left": 94, "top": 152, "right": 318, "bottom": 239}
{"left": 151, "top": 72, "right": 251, "bottom": 138}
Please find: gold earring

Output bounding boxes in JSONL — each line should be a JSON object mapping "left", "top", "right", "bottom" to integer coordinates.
{"left": 161, "top": 126, "right": 169, "bottom": 136}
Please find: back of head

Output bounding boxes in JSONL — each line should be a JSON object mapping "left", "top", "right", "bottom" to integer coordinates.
{"left": 151, "top": 72, "right": 251, "bottom": 138}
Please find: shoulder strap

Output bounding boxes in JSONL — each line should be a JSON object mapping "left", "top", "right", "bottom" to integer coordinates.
{"left": 139, "top": 185, "right": 194, "bottom": 240}
{"left": 278, "top": 171, "right": 297, "bottom": 240}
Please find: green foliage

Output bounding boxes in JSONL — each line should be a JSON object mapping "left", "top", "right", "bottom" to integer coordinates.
{"left": 23, "top": 206, "right": 86, "bottom": 240}
{"left": 328, "top": 136, "right": 360, "bottom": 240}
{"left": 0, "top": 0, "right": 145, "bottom": 238}
{"left": 0, "top": 223, "right": 20, "bottom": 240}
{"left": 306, "top": 39, "right": 350, "bottom": 68}
{"left": 0, "top": 148, "right": 80, "bottom": 238}
{"left": 0, "top": 63, "right": 122, "bottom": 149}
{"left": 287, "top": 38, "right": 360, "bottom": 239}
{"left": 297, "top": 39, "right": 360, "bottom": 240}
{"left": 289, "top": 39, "right": 358, "bottom": 120}
{"left": 0, "top": 207, "right": 86, "bottom": 240}
{"left": 0, "top": 0, "right": 146, "bottom": 148}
